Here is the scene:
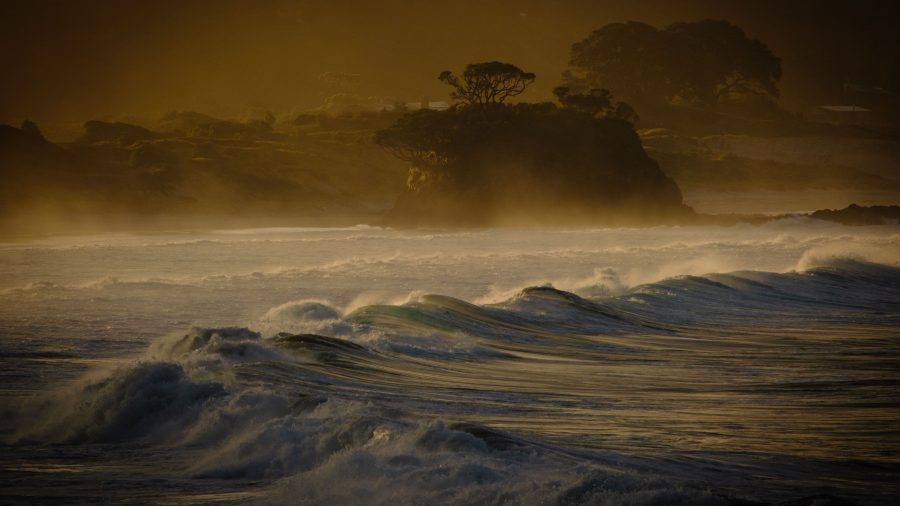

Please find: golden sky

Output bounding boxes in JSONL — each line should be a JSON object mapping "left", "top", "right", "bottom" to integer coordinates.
{"left": 1, "top": 0, "right": 897, "bottom": 123}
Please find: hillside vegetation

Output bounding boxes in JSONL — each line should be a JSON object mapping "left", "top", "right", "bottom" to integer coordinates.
{"left": 0, "top": 113, "right": 408, "bottom": 235}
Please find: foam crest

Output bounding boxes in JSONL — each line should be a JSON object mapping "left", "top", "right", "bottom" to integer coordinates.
{"left": 264, "top": 418, "right": 728, "bottom": 506}
{"left": 4, "top": 242, "right": 900, "bottom": 504}
{"left": 14, "top": 362, "right": 226, "bottom": 444}
{"left": 795, "top": 241, "right": 900, "bottom": 272}
{"left": 257, "top": 300, "right": 352, "bottom": 336}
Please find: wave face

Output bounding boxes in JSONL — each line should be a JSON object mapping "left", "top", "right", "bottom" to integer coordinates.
{"left": 1, "top": 224, "right": 899, "bottom": 505}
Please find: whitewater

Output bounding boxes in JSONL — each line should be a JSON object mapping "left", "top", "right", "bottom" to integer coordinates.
{"left": 1, "top": 221, "right": 898, "bottom": 505}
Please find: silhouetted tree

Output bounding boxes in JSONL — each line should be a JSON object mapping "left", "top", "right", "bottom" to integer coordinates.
{"left": 666, "top": 20, "right": 781, "bottom": 103}
{"left": 565, "top": 22, "right": 673, "bottom": 104}
{"left": 553, "top": 86, "right": 639, "bottom": 123}
{"left": 20, "top": 120, "right": 44, "bottom": 140}
{"left": 564, "top": 20, "right": 781, "bottom": 106}
{"left": 439, "top": 62, "right": 536, "bottom": 107}
{"left": 374, "top": 109, "right": 454, "bottom": 169}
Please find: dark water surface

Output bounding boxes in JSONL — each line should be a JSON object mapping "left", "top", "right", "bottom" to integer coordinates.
{"left": 1, "top": 224, "right": 898, "bottom": 505}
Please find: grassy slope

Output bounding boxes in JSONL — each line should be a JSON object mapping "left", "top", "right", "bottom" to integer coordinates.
{"left": 3, "top": 105, "right": 898, "bottom": 237}
{"left": 641, "top": 129, "right": 900, "bottom": 193}
{"left": 0, "top": 120, "right": 409, "bottom": 236}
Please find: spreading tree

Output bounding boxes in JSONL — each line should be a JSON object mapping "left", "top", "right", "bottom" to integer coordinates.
{"left": 438, "top": 62, "right": 536, "bottom": 107}
{"left": 564, "top": 20, "right": 781, "bottom": 106}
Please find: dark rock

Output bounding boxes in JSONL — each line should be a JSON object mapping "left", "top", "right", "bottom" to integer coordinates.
{"left": 809, "top": 203, "right": 900, "bottom": 225}
{"left": 377, "top": 104, "right": 694, "bottom": 227}
{"left": 79, "top": 120, "right": 159, "bottom": 145}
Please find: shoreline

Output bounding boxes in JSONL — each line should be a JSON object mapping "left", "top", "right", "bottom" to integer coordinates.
{"left": 1, "top": 203, "right": 898, "bottom": 242}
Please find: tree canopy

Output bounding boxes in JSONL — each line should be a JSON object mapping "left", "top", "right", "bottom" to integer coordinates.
{"left": 564, "top": 19, "right": 781, "bottom": 107}
{"left": 438, "top": 61, "right": 536, "bottom": 107}
{"left": 553, "top": 86, "right": 639, "bottom": 123}
{"left": 373, "top": 109, "right": 455, "bottom": 170}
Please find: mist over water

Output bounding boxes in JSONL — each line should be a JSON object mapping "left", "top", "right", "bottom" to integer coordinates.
{"left": 0, "top": 222, "right": 898, "bottom": 504}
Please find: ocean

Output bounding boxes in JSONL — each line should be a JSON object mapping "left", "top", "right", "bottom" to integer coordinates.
{"left": 1, "top": 221, "right": 898, "bottom": 505}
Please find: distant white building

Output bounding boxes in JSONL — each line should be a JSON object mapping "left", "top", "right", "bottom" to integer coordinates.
{"left": 405, "top": 101, "right": 451, "bottom": 111}
{"left": 369, "top": 103, "right": 396, "bottom": 112}
{"left": 818, "top": 105, "right": 870, "bottom": 113}
{"left": 811, "top": 105, "right": 871, "bottom": 124}
{"left": 843, "top": 83, "right": 891, "bottom": 95}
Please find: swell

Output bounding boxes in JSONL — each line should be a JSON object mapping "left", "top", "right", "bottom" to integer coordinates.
{"left": 4, "top": 235, "right": 897, "bottom": 302}
{"left": 5, "top": 259, "right": 900, "bottom": 505}
{"left": 346, "top": 259, "right": 900, "bottom": 347}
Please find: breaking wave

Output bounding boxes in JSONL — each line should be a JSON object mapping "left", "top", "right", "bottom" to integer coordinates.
{"left": 6, "top": 258, "right": 900, "bottom": 504}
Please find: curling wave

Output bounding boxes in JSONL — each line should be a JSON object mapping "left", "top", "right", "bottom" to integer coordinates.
{"left": 5, "top": 259, "right": 900, "bottom": 504}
